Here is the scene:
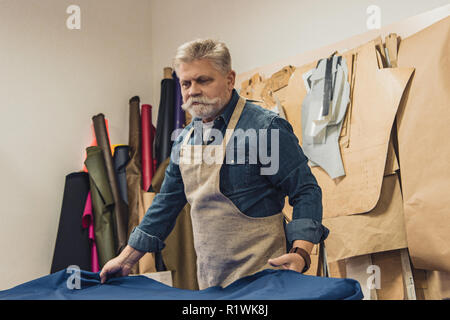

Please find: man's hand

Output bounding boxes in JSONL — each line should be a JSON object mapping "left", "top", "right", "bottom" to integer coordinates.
{"left": 268, "top": 253, "right": 306, "bottom": 273}
{"left": 268, "top": 240, "right": 313, "bottom": 273}
{"left": 99, "top": 256, "right": 131, "bottom": 284}
{"left": 99, "top": 245, "right": 145, "bottom": 284}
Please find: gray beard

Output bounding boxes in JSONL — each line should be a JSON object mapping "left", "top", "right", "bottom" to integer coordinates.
{"left": 182, "top": 96, "right": 223, "bottom": 119}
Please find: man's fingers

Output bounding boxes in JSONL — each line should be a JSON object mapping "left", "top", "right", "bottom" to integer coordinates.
{"left": 99, "top": 264, "right": 115, "bottom": 284}
{"left": 99, "top": 269, "right": 108, "bottom": 284}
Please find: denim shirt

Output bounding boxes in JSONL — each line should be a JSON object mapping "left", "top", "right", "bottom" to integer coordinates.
{"left": 128, "top": 89, "right": 329, "bottom": 252}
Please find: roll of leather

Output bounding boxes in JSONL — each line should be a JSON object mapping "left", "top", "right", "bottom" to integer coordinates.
{"left": 141, "top": 104, "right": 156, "bottom": 192}
{"left": 153, "top": 158, "right": 199, "bottom": 290}
{"left": 82, "top": 120, "right": 111, "bottom": 173}
{"left": 113, "top": 145, "right": 130, "bottom": 205}
{"left": 92, "top": 114, "right": 129, "bottom": 255}
{"left": 138, "top": 190, "right": 157, "bottom": 274}
{"left": 84, "top": 146, "right": 116, "bottom": 268}
{"left": 172, "top": 71, "right": 185, "bottom": 137}
{"left": 150, "top": 157, "right": 170, "bottom": 192}
{"left": 111, "top": 144, "right": 125, "bottom": 157}
{"left": 81, "top": 191, "right": 100, "bottom": 273}
{"left": 125, "top": 96, "right": 142, "bottom": 275}
{"left": 50, "top": 172, "right": 91, "bottom": 274}
{"left": 155, "top": 78, "right": 175, "bottom": 169}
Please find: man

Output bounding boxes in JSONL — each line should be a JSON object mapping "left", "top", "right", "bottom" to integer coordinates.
{"left": 100, "top": 39, "right": 329, "bottom": 289}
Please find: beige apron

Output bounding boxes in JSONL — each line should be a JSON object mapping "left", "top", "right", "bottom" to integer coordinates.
{"left": 179, "top": 96, "right": 287, "bottom": 289}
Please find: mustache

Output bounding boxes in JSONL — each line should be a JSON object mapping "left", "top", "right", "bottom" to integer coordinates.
{"left": 181, "top": 96, "right": 220, "bottom": 111}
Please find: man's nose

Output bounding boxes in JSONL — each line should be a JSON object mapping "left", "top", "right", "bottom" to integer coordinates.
{"left": 188, "top": 82, "right": 202, "bottom": 98}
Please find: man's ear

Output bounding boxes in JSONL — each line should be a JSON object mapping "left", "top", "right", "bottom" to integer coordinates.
{"left": 227, "top": 70, "right": 236, "bottom": 90}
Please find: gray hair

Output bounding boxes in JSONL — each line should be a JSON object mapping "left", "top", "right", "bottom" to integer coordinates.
{"left": 173, "top": 39, "right": 232, "bottom": 75}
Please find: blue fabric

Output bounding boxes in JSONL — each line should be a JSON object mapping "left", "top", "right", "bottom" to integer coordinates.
{"left": 129, "top": 89, "right": 329, "bottom": 253}
{"left": 0, "top": 269, "right": 362, "bottom": 300}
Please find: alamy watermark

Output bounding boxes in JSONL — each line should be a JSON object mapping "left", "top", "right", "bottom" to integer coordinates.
{"left": 66, "top": 5, "right": 81, "bottom": 30}
{"left": 171, "top": 120, "right": 280, "bottom": 175}
{"left": 366, "top": 5, "right": 381, "bottom": 30}
{"left": 66, "top": 265, "right": 81, "bottom": 290}
{"left": 366, "top": 264, "right": 381, "bottom": 290}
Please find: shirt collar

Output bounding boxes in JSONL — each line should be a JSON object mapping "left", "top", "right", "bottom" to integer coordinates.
{"left": 192, "top": 89, "right": 240, "bottom": 126}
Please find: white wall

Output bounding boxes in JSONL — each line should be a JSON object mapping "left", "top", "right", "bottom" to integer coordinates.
{"left": 148, "top": 0, "right": 449, "bottom": 107}
{"left": 0, "top": 0, "right": 153, "bottom": 290}
{"left": 0, "top": 0, "right": 448, "bottom": 290}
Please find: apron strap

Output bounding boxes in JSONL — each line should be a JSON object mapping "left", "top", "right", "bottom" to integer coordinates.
{"left": 223, "top": 96, "right": 247, "bottom": 149}
{"left": 181, "top": 126, "right": 195, "bottom": 146}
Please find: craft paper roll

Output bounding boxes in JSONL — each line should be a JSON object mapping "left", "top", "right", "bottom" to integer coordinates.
{"left": 125, "top": 96, "right": 142, "bottom": 275}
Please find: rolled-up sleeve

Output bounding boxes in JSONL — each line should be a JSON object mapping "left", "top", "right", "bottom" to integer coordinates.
{"left": 264, "top": 116, "right": 329, "bottom": 245}
{"left": 127, "top": 133, "right": 188, "bottom": 252}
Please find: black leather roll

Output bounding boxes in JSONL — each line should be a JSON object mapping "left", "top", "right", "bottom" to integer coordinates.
{"left": 155, "top": 79, "right": 175, "bottom": 169}
{"left": 50, "top": 172, "right": 91, "bottom": 273}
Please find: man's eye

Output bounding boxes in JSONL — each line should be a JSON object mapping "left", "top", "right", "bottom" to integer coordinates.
{"left": 181, "top": 82, "right": 190, "bottom": 88}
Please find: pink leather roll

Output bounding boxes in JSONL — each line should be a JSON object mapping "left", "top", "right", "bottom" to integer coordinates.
{"left": 141, "top": 104, "right": 156, "bottom": 191}
{"left": 81, "top": 191, "right": 100, "bottom": 273}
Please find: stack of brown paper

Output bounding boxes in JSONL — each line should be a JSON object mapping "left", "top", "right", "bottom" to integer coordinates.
{"left": 237, "top": 15, "right": 450, "bottom": 297}
{"left": 323, "top": 173, "right": 407, "bottom": 262}
{"left": 241, "top": 38, "right": 413, "bottom": 264}
{"left": 235, "top": 9, "right": 450, "bottom": 300}
{"left": 309, "top": 40, "right": 413, "bottom": 219}
{"left": 396, "top": 15, "right": 450, "bottom": 273}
